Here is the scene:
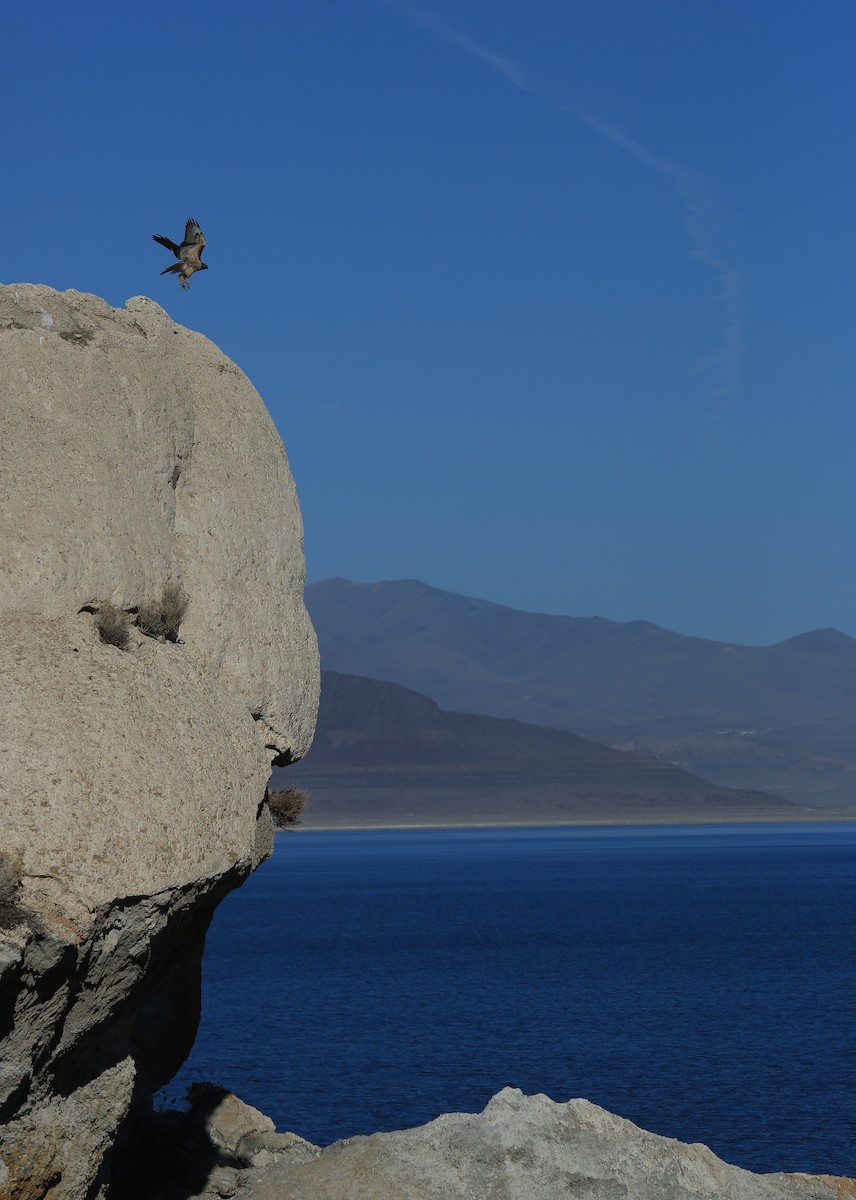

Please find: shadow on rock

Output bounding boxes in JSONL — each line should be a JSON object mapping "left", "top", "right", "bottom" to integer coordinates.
{"left": 112, "top": 1084, "right": 247, "bottom": 1200}
{"left": 110, "top": 1083, "right": 320, "bottom": 1200}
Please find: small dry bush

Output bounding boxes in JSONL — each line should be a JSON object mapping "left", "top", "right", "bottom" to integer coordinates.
{"left": 0, "top": 853, "right": 22, "bottom": 906}
{"left": 267, "top": 786, "right": 308, "bottom": 830}
{"left": 161, "top": 581, "right": 189, "bottom": 641}
{"left": 138, "top": 582, "right": 189, "bottom": 642}
{"left": 96, "top": 603, "right": 131, "bottom": 650}
{"left": 0, "top": 852, "right": 24, "bottom": 930}
{"left": 137, "top": 600, "right": 166, "bottom": 640}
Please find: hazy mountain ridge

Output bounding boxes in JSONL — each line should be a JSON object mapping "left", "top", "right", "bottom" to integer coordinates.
{"left": 306, "top": 578, "right": 856, "bottom": 806}
{"left": 772, "top": 628, "right": 856, "bottom": 655}
{"left": 277, "top": 671, "right": 806, "bottom": 827}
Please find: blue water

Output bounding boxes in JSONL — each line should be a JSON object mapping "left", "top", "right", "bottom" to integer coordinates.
{"left": 165, "top": 823, "right": 856, "bottom": 1176}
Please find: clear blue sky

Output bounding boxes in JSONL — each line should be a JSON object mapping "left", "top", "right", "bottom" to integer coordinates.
{"left": 5, "top": 1, "right": 854, "bottom": 644}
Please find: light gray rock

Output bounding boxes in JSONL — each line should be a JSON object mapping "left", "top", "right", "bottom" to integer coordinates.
{"left": 239, "top": 1088, "right": 856, "bottom": 1200}
{"left": 0, "top": 612, "right": 271, "bottom": 907}
{"left": 0, "top": 285, "right": 318, "bottom": 766}
{"left": 191, "top": 1085, "right": 275, "bottom": 1155}
{"left": 0, "top": 284, "right": 319, "bottom": 1199}
{"left": 235, "top": 1129, "right": 321, "bottom": 1169}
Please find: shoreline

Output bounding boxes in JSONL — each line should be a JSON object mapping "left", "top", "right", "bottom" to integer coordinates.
{"left": 293, "top": 811, "right": 856, "bottom": 833}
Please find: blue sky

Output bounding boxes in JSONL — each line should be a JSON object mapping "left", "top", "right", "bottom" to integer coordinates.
{"left": 4, "top": 1, "right": 854, "bottom": 644}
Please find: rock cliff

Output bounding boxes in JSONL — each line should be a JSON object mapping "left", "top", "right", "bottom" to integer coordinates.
{"left": 0, "top": 285, "right": 319, "bottom": 1198}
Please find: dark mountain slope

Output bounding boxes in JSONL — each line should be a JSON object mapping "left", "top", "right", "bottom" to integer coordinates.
{"left": 275, "top": 672, "right": 807, "bottom": 827}
{"left": 305, "top": 578, "right": 856, "bottom": 806}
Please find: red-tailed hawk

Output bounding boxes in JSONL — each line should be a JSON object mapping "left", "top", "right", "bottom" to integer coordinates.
{"left": 152, "top": 218, "right": 208, "bottom": 289}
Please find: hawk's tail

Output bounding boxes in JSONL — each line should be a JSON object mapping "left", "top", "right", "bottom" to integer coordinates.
{"left": 152, "top": 234, "right": 180, "bottom": 257}
{"left": 160, "top": 263, "right": 183, "bottom": 276}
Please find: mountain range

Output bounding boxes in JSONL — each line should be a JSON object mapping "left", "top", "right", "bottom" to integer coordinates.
{"left": 274, "top": 671, "right": 805, "bottom": 827}
{"left": 304, "top": 577, "right": 856, "bottom": 809}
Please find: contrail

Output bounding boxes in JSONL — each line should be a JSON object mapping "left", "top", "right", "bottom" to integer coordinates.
{"left": 378, "top": 2, "right": 743, "bottom": 397}
{"left": 574, "top": 112, "right": 744, "bottom": 397}
{"left": 378, "top": 0, "right": 526, "bottom": 89}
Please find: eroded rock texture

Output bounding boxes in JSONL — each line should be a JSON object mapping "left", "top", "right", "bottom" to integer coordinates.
{"left": 223, "top": 1089, "right": 855, "bottom": 1200}
{"left": 116, "top": 1088, "right": 856, "bottom": 1200}
{"left": 0, "top": 285, "right": 319, "bottom": 1198}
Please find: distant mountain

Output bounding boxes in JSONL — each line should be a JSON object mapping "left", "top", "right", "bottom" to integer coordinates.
{"left": 274, "top": 671, "right": 806, "bottom": 827}
{"left": 772, "top": 628, "right": 856, "bottom": 656}
{"left": 305, "top": 578, "right": 856, "bottom": 807}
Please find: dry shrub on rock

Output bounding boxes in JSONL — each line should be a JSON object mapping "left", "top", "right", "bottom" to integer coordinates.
{"left": 160, "top": 581, "right": 189, "bottom": 640}
{"left": 136, "top": 601, "right": 165, "bottom": 640}
{"left": 267, "top": 786, "right": 308, "bottom": 829}
{"left": 0, "top": 852, "right": 24, "bottom": 929}
{"left": 138, "top": 581, "right": 189, "bottom": 642}
{"left": 95, "top": 603, "right": 132, "bottom": 650}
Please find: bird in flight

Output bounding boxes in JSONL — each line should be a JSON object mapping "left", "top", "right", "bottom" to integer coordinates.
{"left": 152, "top": 218, "right": 209, "bottom": 289}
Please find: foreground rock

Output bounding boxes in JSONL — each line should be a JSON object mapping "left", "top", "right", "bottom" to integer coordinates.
{"left": 133, "top": 1088, "right": 856, "bottom": 1200}
{"left": 0, "top": 285, "right": 319, "bottom": 1198}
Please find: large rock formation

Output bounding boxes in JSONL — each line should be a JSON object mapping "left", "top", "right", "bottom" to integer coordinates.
{"left": 0, "top": 285, "right": 319, "bottom": 1198}
{"left": 123, "top": 1087, "right": 856, "bottom": 1200}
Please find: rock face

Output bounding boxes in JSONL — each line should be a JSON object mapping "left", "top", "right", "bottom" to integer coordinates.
{"left": 0, "top": 285, "right": 319, "bottom": 1198}
{"left": 129, "top": 1088, "right": 856, "bottom": 1200}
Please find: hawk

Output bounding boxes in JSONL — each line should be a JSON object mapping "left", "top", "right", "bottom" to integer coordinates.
{"left": 152, "top": 218, "right": 209, "bottom": 289}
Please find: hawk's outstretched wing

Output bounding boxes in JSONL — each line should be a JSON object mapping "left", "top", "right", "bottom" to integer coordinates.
{"left": 181, "top": 219, "right": 205, "bottom": 265}
{"left": 183, "top": 219, "right": 204, "bottom": 245}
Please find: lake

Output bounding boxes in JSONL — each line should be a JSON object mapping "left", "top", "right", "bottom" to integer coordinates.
{"left": 163, "top": 823, "right": 856, "bottom": 1176}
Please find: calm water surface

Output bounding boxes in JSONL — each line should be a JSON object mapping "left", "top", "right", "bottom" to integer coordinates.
{"left": 165, "top": 823, "right": 856, "bottom": 1176}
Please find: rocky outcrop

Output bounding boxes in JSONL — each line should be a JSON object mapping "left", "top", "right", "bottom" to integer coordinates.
{"left": 0, "top": 285, "right": 319, "bottom": 1198}
{"left": 118, "top": 1088, "right": 856, "bottom": 1200}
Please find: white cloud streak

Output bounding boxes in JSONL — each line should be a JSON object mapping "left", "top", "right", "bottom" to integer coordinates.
{"left": 574, "top": 112, "right": 744, "bottom": 397}
{"left": 378, "top": 2, "right": 744, "bottom": 397}
{"left": 378, "top": 0, "right": 526, "bottom": 89}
